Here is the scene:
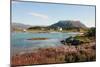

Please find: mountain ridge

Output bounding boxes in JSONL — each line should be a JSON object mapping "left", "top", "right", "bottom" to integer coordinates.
{"left": 12, "top": 20, "right": 87, "bottom": 31}
{"left": 49, "top": 20, "right": 87, "bottom": 29}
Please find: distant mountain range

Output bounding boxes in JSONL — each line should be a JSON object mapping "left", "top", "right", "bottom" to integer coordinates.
{"left": 11, "top": 23, "right": 31, "bottom": 30}
{"left": 49, "top": 20, "right": 87, "bottom": 29}
{"left": 12, "top": 20, "right": 87, "bottom": 31}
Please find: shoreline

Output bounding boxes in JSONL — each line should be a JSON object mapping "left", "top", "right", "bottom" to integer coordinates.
{"left": 11, "top": 42, "right": 96, "bottom": 66}
{"left": 12, "top": 30, "right": 84, "bottom": 33}
{"left": 11, "top": 28, "right": 96, "bottom": 66}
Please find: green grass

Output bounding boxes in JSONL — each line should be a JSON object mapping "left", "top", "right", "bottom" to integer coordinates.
{"left": 74, "top": 36, "right": 91, "bottom": 43}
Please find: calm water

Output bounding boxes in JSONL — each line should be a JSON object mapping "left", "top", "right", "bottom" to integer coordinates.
{"left": 11, "top": 32, "right": 79, "bottom": 55}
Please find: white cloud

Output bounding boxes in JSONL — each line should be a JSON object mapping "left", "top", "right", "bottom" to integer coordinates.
{"left": 29, "top": 12, "right": 49, "bottom": 20}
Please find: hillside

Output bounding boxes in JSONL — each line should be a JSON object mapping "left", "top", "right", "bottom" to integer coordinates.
{"left": 11, "top": 23, "right": 32, "bottom": 31}
{"left": 49, "top": 20, "right": 87, "bottom": 29}
{"left": 12, "top": 20, "right": 87, "bottom": 32}
{"left": 12, "top": 23, "right": 31, "bottom": 29}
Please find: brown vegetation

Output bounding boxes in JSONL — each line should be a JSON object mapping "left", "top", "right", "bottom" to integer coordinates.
{"left": 27, "top": 38, "right": 49, "bottom": 40}
{"left": 11, "top": 42, "right": 96, "bottom": 66}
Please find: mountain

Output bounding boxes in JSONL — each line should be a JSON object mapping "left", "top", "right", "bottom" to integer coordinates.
{"left": 49, "top": 20, "right": 87, "bottom": 29}
{"left": 11, "top": 23, "right": 31, "bottom": 30}
{"left": 11, "top": 20, "right": 87, "bottom": 32}
{"left": 11, "top": 23, "right": 32, "bottom": 32}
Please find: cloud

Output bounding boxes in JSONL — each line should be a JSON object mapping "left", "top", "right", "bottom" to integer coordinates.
{"left": 29, "top": 12, "right": 49, "bottom": 20}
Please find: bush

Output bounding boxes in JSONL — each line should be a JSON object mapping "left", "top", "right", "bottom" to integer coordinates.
{"left": 84, "top": 27, "right": 96, "bottom": 37}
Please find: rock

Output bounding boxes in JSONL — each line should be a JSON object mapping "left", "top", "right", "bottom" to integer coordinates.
{"left": 71, "top": 39, "right": 80, "bottom": 46}
{"left": 60, "top": 40, "right": 66, "bottom": 45}
{"left": 65, "top": 36, "right": 73, "bottom": 43}
{"left": 61, "top": 36, "right": 82, "bottom": 46}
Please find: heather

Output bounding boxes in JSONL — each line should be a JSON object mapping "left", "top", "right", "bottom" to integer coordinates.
{"left": 11, "top": 42, "right": 96, "bottom": 66}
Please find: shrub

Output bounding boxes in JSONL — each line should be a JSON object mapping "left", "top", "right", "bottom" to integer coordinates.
{"left": 84, "top": 27, "right": 96, "bottom": 37}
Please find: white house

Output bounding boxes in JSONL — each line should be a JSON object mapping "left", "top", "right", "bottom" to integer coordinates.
{"left": 23, "top": 29, "right": 27, "bottom": 32}
{"left": 59, "top": 28, "right": 62, "bottom": 31}
{"left": 58, "top": 27, "right": 62, "bottom": 31}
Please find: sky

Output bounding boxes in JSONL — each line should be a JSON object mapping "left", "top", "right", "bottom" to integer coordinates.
{"left": 12, "top": 1, "right": 95, "bottom": 27}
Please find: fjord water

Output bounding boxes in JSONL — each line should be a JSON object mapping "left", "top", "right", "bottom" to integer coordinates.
{"left": 11, "top": 32, "right": 79, "bottom": 55}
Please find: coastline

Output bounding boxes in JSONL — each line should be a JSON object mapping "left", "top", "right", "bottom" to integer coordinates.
{"left": 11, "top": 41, "right": 96, "bottom": 66}
{"left": 11, "top": 28, "right": 96, "bottom": 66}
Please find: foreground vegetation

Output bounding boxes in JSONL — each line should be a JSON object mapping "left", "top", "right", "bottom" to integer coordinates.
{"left": 11, "top": 42, "right": 95, "bottom": 66}
{"left": 11, "top": 27, "right": 96, "bottom": 66}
